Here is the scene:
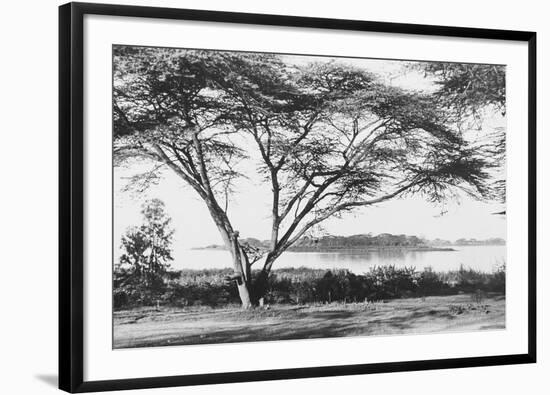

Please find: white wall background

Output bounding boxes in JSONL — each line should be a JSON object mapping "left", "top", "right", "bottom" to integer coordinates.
{"left": 0, "top": 0, "right": 546, "bottom": 394}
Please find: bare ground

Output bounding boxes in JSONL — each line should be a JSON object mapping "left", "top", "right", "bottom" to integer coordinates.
{"left": 113, "top": 294, "right": 505, "bottom": 349}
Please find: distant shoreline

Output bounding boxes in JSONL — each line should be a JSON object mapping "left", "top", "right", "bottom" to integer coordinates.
{"left": 291, "top": 246, "right": 456, "bottom": 252}
{"left": 191, "top": 233, "right": 505, "bottom": 252}
{"left": 191, "top": 245, "right": 458, "bottom": 252}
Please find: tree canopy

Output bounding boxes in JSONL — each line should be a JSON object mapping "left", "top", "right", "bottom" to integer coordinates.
{"left": 415, "top": 62, "right": 506, "bottom": 205}
{"left": 420, "top": 62, "right": 505, "bottom": 117}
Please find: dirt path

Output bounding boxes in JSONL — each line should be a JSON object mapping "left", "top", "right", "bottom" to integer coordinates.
{"left": 113, "top": 294, "right": 505, "bottom": 348}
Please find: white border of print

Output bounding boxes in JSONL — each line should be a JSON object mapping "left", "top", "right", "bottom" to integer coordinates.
{"left": 83, "top": 14, "right": 529, "bottom": 381}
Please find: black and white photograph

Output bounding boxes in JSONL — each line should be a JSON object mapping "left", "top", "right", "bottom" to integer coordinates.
{"left": 112, "top": 46, "right": 507, "bottom": 348}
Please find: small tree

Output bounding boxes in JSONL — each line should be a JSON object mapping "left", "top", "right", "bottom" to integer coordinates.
{"left": 116, "top": 199, "right": 175, "bottom": 306}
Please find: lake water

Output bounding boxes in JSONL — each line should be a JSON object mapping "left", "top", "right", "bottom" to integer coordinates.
{"left": 173, "top": 245, "right": 506, "bottom": 273}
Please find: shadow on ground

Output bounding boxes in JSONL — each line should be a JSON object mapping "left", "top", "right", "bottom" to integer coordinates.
{"left": 114, "top": 294, "right": 505, "bottom": 349}
{"left": 35, "top": 374, "right": 57, "bottom": 388}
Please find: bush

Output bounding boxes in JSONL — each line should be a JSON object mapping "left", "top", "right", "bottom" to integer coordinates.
{"left": 487, "top": 262, "right": 506, "bottom": 293}
{"left": 417, "top": 267, "right": 449, "bottom": 296}
{"left": 113, "top": 267, "right": 170, "bottom": 308}
{"left": 365, "top": 265, "right": 417, "bottom": 300}
{"left": 113, "top": 264, "right": 506, "bottom": 309}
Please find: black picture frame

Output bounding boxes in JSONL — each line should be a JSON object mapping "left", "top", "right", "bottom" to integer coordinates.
{"left": 59, "top": 2, "right": 537, "bottom": 393}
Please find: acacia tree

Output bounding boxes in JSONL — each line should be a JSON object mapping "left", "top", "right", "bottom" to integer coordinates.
{"left": 114, "top": 47, "right": 494, "bottom": 308}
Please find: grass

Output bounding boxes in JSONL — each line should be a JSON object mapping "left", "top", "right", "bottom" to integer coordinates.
{"left": 113, "top": 293, "right": 505, "bottom": 348}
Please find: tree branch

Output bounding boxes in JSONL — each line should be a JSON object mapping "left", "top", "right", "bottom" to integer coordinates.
{"left": 281, "top": 179, "right": 423, "bottom": 249}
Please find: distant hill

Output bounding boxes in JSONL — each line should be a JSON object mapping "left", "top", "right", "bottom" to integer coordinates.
{"left": 292, "top": 233, "right": 425, "bottom": 249}
{"left": 450, "top": 237, "right": 506, "bottom": 246}
{"left": 193, "top": 233, "right": 504, "bottom": 251}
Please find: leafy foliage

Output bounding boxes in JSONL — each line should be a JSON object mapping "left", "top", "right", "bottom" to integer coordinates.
{"left": 415, "top": 62, "right": 506, "bottom": 204}
{"left": 420, "top": 62, "right": 505, "bottom": 117}
{"left": 114, "top": 265, "right": 505, "bottom": 309}
{"left": 114, "top": 199, "right": 176, "bottom": 307}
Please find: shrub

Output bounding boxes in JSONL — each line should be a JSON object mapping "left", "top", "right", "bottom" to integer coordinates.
{"left": 113, "top": 264, "right": 505, "bottom": 309}
{"left": 487, "top": 262, "right": 506, "bottom": 292}
{"left": 417, "top": 267, "right": 449, "bottom": 296}
{"left": 365, "top": 265, "right": 417, "bottom": 300}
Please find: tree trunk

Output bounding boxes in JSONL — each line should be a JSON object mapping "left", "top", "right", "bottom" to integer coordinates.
{"left": 229, "top": 231, "right": 253, "bottom": 309}
{"left": 253, "top": 269, "right": 270, "bottom": 304}
{"left": 253, "top": 253, "right": 278, "bottom": 303}
{"left": 236, "top": 279, "right": 253, "bottom": 309}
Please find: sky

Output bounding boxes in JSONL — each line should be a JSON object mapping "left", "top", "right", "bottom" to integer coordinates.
{"left": 113, "top": 54, "right": 506, "bottom": 255}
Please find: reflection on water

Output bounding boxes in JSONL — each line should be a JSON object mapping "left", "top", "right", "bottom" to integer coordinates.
{"left": 173, "top": 245, "right": 506, "bottom": 274}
